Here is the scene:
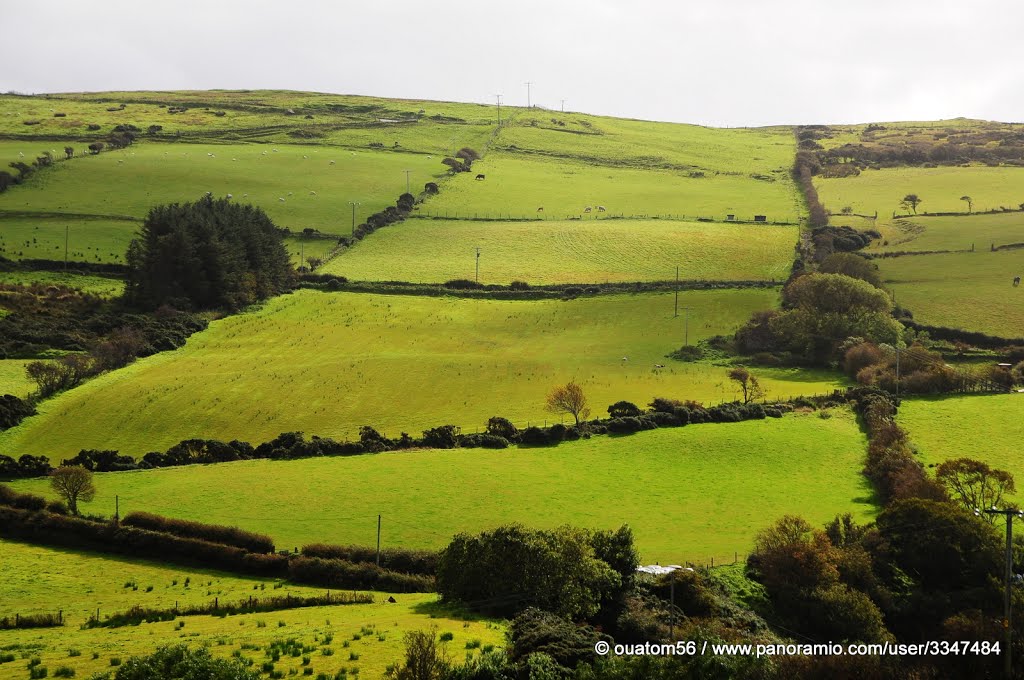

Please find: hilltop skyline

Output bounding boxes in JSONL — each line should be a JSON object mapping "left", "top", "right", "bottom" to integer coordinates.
{"left": 5, "top": 0, "right": 1024, "bottom": 128}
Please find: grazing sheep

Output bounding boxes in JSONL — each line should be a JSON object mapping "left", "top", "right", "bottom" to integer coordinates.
{"left": 598, "top": 206, "right": 606, "bottom": 212}
{"left": 279, "top": 197, "right": 285, "bottom": 202}
{"left": 584, "top": 206, "right": 592, "bottom": 213}
{"left": 288, "top": 191, "right": 293, "bottom": 196}
{"left": 537, "top": 207, "right": 544, "bottom": 212}
{"left": 329, "top": 160, "right": 335, "bottom": 165}
{"left": 243, "top": 193, "right": 248, "bottom": 198}
{"left": 309, "top": 191, "right": 317, "bottom": 196}
{"left": 226, "top": 193, "right": 233, "bottom": 199}
{"left": 303, "top": 155, "right": 308, "bottom": 159}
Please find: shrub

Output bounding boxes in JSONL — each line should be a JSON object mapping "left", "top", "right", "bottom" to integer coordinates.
{"left": 648, "top": 397, "right": 682, "bottom": 414}
{"left": 485, "top": 416, "right": 518, "bottom": 441}
{"left": 443, "top": 279, "right": 483, "bottom": 290}
{"left": 518, "top": 426, "right": 549, "bottom": 446}
{"left": 458, "top": 433, "right": 509, "bottom": 449}
{"left": 607, "top": 401, "right": 641, "bottom": 418}
{"left": 509, "top": 280, "right": 530, "bottom": 290}
{"left": 121, "top": 511, "right": 275, "bottom": 553}
{"left": 422, "top": 425, "right": 460, "bottom": 449}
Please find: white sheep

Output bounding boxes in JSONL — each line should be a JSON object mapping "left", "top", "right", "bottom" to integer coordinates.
{"left": 328, "top": 160, "right": 335, "bottom": 165}
{"left": 309, "top": 191, "right": 317, "bottom": 196}
{"left": 279, "top": 197, "right": 285, "bottom": 202}
{"left": 226, "top": 193, "right": 233, "bottom": 199}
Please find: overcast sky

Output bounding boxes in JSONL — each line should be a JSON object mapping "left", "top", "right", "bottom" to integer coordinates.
{"left": 4, "top": 0, "right": 1023, "bottom": 127}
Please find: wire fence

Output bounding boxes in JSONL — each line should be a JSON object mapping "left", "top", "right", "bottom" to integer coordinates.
{"left": 409, "top": 211, "right": 798, "bottom": 225}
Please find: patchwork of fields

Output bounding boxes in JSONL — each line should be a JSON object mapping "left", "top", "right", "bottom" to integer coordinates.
{"left": 0, "top": 540, "right": 501, "bottom": 679}
{"left": 324, "top": 218, "right": 797, "bottom": 283}
{"left": 9, "top": 410, "right": 874, "bottom": 563}
{"left": 0, "top": 289, "right": 847, "bottom": 458}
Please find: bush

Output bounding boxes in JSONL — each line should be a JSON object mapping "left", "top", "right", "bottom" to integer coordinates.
{"left": 518, "top": 426, "right": 549, "bottom": 446}
{"left": 443, "top": 279, "right": 483, "bottom": 290}
{"left": 458, "top": 433, "right": 509, "bottom": 449}
{"left": 422, "top": 425, "right": 460, "bottom": 449}
{"left": 301, "top": 544, "right": 438, "bottom": 575}
{"left": 607, "top": 401, "right": 642, "bottom": 418}
{"left": 0, "top": 484, "right": 47, "bottom": 511}
{"left": 121, "top": 512, "right": 275, "bottom": 553}
{"left": 287, "top": 556, "right": 433, "bottom": 592}
{"left": 485, "top": 416, "right": 518, "bottom": 441}
{"left": 509, "top": 280, "right": 530, "bottom": 290}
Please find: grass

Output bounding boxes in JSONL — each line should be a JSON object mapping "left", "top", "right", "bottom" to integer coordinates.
{"left": 898, "top": 394, "right": 1024, "bottom": 478}
{"left": 877, "top": 249, "right": 1024, "bottom": 337}
{"left": 10, "top": 409, "right": 875, "bottom": 563}
{"left": 0, "top": 215, "right": 138, "bottom": 264}
{"left": 323, "top": 218, "right": 797, "bottom": 284}
{"left": 0, "top": 290, "right": 846, "bottom": 458}
{"left": 866, "top": 211, "right": 1024, "bottom": 253}
{"left": 816, "top": 166, "right": 1024, "bottom": 220}
{"left": 0, "top": 539, "right": 502, "bottom": 679}
{"left": 0, "top": 359, "right": 35, "bottom": 399}
{"left": 0, "top": 141, "right": 445, "bottom": 243}
{"left": 424, "top": 153, "right": 801, "bottom": 220}
{"left": 0, "top": 270, "right": 125, "bottom": 297}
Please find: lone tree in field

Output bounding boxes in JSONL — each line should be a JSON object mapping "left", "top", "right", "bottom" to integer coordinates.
{"left": 900, "top": 194, "right": 922, "bottom": 215}
{"left": 960, "top": 195, "right": 973, "bottom": 213}
{"left": 50, "top": 465, "right": 96, "bottom": 515}
{"left": 936, "top": 458, "right": 1015, "bottom": 522}
{"left": 727, "top": 366, "right": 764, "bottom": 404}
{"left": 546, "top": 381, "right": 590, "bottom": 425}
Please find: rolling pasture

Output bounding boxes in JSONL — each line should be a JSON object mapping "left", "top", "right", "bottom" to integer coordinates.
{"left": 0, "top": 142, "right": 444, "bottom": 236}
{"left": 324, "top": 218, "right": 797, "bottom": 284}
{"left": 425, "top": 152, "right": 800, "bottom": 220}
{"left": 0, "top": 540, "right": 501, "bottom": 680}
{"left": 0, "top": 289, "right": 847, "bottom": 459}
{"left": 10, "top": 410, "right": 874, "bottom": 564}
{"left": 0, "top": 270, "right": 125, "bottom": 297}
{"left": 877, "top": 249, "right": 1024, "bottom": 337}
{"left": 898, "top": 394, "right": 1024, "bottom": 478}
{"left": 0, "top": 359, "right": 35, "bottom": 399}
{"left": 866, "top": 211, "right": 1024, "bottom": 253}
{"left": 816, "top": 166, "right": 1024, "bottom": 220}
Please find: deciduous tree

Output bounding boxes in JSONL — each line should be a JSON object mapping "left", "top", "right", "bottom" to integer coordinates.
{"left": 49, "top": 465, "right": 95, "bottom": 515}
{"left": 936, "top": 458, "right": 1015, "bottom": 519}
{"left": 900, "top": 194, "right": 922, "bottom": 214}
{"left": 546, "top": 382, "right": 590, "bottom": 425}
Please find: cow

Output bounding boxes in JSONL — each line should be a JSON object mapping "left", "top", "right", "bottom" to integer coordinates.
{"left": 1015, "top": 276, "right": 1021, "bottom": 287}
{"left": 537, "top": 207, "right": 544, "bottom": 212}
{"left": 475, "top": 174, "right": 486, "bottom": 180}
{"left": 598, "top": 206, "right": 606, "bottom": 212}
{"left": 584, "top": 206, "right": 592, "bottom": 213}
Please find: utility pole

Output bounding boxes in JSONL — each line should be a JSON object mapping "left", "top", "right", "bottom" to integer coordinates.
{"left": 985, "top": 507, "right": 1020, "bottom": 679}
{"left": 525, "top": 81, "right": 532, "bottom": 108}
{"left": 475, "top": 247, "right": 481, "bottom": 283}
{"left": 494, "top": 94, "right": 502, "bottom": 126}
{"left": 114, "top": 495, "right": 119, "bottom": 525}
{"left": 348, "top": 201, "right": 360, "bottom": 236}
{"left": 403, "top": 169, "right": 412, "bottom": 195}
{"left": 684, "top": 307, "right": 690, "bottom": 346}
{"left": 300, "top": 241, "right": 304, "bottom": 270}
{"left": 376, "top": 514, "right": 381, "bottom": 567}
{"left": 674, "top": 266, "right": 679, "bottom": 317}
{"left": 560, "top": 100, "right": 566, "bottom": 113}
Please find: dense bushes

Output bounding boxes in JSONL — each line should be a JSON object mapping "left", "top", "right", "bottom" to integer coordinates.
{"left": 0, "top": 394, "right": 35, "bottom": 431}
{"left": 0, "top": 455, "right": 53, "bottom": 479}
{"left": 301, "top": 543, "right": 438, "bottom": 575}
{"left": 287, "top": 556, "right": 433, "bottom": 592}
{"left": 125, "top": 196, "right": 293, "bottom": 311}
{"left": 121, "top": 511, "right": 275, "bottom": 553}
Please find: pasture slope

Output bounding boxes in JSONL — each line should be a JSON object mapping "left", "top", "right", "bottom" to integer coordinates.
{"left": 0, "top": 540, "right": 501, "bottom": 680}
{"left": 323, "top": 218, "right": 797, "bottom": 284}
{"left": 9, "top": 409, "right": 874, "bottom": 565}
{"left": 0, "top": 289, "right": 847, "bottom": 459}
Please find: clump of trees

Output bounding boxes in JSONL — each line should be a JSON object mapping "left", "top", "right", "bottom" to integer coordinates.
{"left": 440, "top": 147, "right": 480, "bottom": 174}
{"left": 125, "top": 196, "right": 293, "bottom": 310}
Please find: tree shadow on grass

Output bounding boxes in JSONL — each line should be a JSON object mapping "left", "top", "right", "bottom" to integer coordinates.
{"left": 411, "top": 598, "right": 506, "bottom": 626}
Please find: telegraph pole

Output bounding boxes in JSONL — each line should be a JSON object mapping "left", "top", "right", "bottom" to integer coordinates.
{"left": 403, "top": 170, "right": 412, "bottom": 195}
{"left": 674, "top": 266, "right": 679, "bottom": 317}
{"left": 525, "top": 82, "right": 532, "bottom": 108}
{"left": 348, "top": 201, "right": 361, "bottom": 236}
{"left": 985, "top": 507, "right": 1020, "bottom": 679}
{"left": 560, "top": 100, "right": 566, "bottom": 113}
{"left": 475, "top": 247, "right": 481, "bottom": 282}
{"left": 376, "top": 514, "right": 381, "bottom": 567}
{"left": 494, "top": 94, "right": 502, "bottom": 126}
{"left": 114, "top": 495, "right": 119, "bottom": 525}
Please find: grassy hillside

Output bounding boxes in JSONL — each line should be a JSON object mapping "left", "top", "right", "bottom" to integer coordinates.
{"left": 0, "top": 290, "right": 845, "bottom": 458}
{"left": 0, "top": 270, "right": 124, "bottom": 296}
{"left": 898, "top": 394, "right": 1024, "bottom": 477}
{"left": 877, "top": 249, "right": 1024, "bottom": 337}
{"left": 424, "top": 153, "right": 799, "bottom": 220}
{"left": 816, "top": 166, "right": 1024, "bottom": 219}
{"left": 0, "top": 359, "right": 35, "bottom": 399}
{"left": 0, "top": 539, "right": 501, "bottom": 679}
{"left": 866, "top": 212, "right": 1024, "bottom": 253}
{"left": 10, "top": 410, "right": 874, "bottom": 563}
{"left": 323, "top": 218, "right": 797, "bottom": 284}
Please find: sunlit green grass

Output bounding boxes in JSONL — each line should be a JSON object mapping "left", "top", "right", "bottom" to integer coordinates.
{"left": 324, "top": 218, "right": 797, "bottom": 283}
{"left": 0, "top": 359, "right": 35, "bottom": 399}
{"left": 0, "top": 216, "right": 136, "bottom": 263}
{"left": 424, "top": 153, "right": 801, "bottom": 220}
{"left": 877, "top": 249, "right": 1024, "bottom": 337}
{"left": 0, "top": 270, "right": 124, "bottom": 297}
{"left": 0, "top": 538, "right": 502, "bottom": 679}
{"left": 0, "top": 290, "right": 845, "bottom": 459}
{"left": 898, "top": 394, "right": 1024, "bottom": 480}
{"left": 817, "top": 166, "right": 1024, "bottom": 219}
{"left": 10, "top": 409, "right": 874, "bottom": 564}
{"left": 867, "top": 211, "right": 1024, "bottom": 253}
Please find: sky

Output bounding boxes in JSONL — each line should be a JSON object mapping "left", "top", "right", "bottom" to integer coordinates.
{"left": 4, "top": 0, "right": 1024, "bottom": 127}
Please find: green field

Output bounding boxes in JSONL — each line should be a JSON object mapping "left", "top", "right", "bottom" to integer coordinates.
{"left": 0, "top": 290, "right": 846, "bottom": 459}
{"left": 0, "top": 215, "right": 139, "bottom": 263}
{"left": 816, "top": 166, "right": 1024, "bottom": 219}
{"left": 10, "top": 410, "right": 874, "bottom": 563}
{"left": 0, "top": 359, "right": 35, "bottom": 398}
{"left": 323, "top": 218, "right": 797, "bottom": 284}
{"left": 877, "top": 249, "right": 1024, "bottom": 337}
{"left": 898, "top": 394, "right": 1024, "bottom": 478}
{"left": 0, "top": 270, "right": 124, "bottom": 297}
{"left": 424, "top": 153, "right": 800, "bottom": 220}
{"left": 0, "top": 541, "right": 501, "bottom": 680}
{"left": 495, "top": 111, "right": 795, "bottom": 174}
{"left": 0, "top": 141, "right": 444, "bottom": 240}
{"left": 866, "top": 211, "right": 1024, "bottom": 253}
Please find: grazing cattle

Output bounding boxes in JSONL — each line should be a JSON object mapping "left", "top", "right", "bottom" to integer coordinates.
{"left": 584, "top": 206, "right": 592, "bottom": 213}
{"left": 1015, "top": 276, "right": 1021, "bottom": 287}
{"left": 475, "top": 174, "right": 486, "bottom": 180}
{"left": 537, "top": 207, "right": 544, "bottom": 212}
{"left": 654, "top": 364, "right": 665, "bottom": 369}
{"left": 597, "top": 206, "right": 606, "bottom": 212}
